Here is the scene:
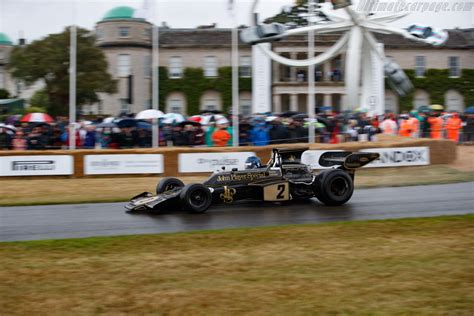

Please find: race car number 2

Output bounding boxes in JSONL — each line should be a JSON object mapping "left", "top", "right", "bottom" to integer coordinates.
{"left": 264, "top": 182, "right": 289, "bottom": 201}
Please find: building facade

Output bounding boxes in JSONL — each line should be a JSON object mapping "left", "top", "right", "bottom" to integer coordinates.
{"left": 0, "top": 5, "right": 473, "bottom": 115}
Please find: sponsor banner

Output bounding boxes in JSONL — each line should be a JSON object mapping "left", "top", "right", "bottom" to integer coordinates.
{"left": 301, "top": 150, "right": 343, "bottom": 169}
{"left": 84, "top": 154, "right": 164, "bottom": 175}
{"left": 0, "top": 155, "right": 73, "bottom": 176}
{"left": 361, "top": 147, "right": 430, "bottom": 168}
{"left": 178, "top": 152, "right": 256, "bottom": 173}
{"left": 302, "top": 147, "right": 430, "bottom": 169}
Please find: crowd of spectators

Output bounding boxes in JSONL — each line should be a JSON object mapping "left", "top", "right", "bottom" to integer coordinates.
{"left": 0, "top": 110, "right": 473, "bottom": 150}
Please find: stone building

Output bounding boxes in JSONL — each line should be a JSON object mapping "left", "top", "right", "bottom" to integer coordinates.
{"left": 0, "top": 5, "right": 473, "bottom": 115}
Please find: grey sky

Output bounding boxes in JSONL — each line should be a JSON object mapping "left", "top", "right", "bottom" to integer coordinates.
{"left": 0, "top": 0, "right": 472, "bottom": 43}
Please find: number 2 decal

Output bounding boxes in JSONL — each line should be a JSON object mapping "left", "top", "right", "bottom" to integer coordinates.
{"left": 276, "top": 184, "right": 285, "bottom": 199}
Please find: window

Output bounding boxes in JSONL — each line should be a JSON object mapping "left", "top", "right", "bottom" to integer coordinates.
{"left": 203, "top": 98, "right": 218, "bottom": 111}
{"left": 169, "top": 56, "right": 182, "bottom": 78}
{"left": 144, "top": 55, "right": 151, "bottom": 77}
{"left": 169, "top": 99, "right": 184, "bottom": 114}
{"left": 117, "top": 54, "right": 131, "bottom": 77}
{"left": 120, "top": 99, "right": 129, "bottom": 113}
{"left": 415, "top": 56, "right": 426, "bottom": 77}
{"left": 144, "top": 28, "right": 152, "bottom": 39}
{"left": 118, "top": 27, "right": 130, "bottom": 38}
{"left": 239, "top": 56, "right": 251, "bottom": 77}
{"left": 449, "top": 56, "right": 460, "bottom": 77}
{"left": 204, "top": 56, "right": 218, "bottom": 77}
{"left": 96, "top": 28, "right": 104, "bottom": 40}
{"left": 240, "top": 98, "right": 252, "bottom": 116}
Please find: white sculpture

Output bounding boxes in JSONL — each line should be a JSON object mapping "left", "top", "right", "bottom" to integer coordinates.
{"left": 241, "top": 0, "right": 448, "bottom": 114}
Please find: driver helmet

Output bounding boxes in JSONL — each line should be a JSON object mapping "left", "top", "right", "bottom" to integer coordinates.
{"left": 245, "top": 156, "right": 262, "bottom": 169}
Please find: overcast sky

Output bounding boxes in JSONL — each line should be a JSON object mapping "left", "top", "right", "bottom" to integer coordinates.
{"left": 0, "top": 0, "right": 472, "bottom": 43}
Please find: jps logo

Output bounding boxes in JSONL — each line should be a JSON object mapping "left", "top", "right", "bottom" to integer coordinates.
{"left": 220, "top": 186, "right": 236, "bottom": 203}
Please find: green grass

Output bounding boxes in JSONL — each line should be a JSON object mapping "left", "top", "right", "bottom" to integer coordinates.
{"left": 1, "top": 215, "right": 473, "bottom": 315}
{"left": 1, "top": 165, "right": 473, "bottom": 206}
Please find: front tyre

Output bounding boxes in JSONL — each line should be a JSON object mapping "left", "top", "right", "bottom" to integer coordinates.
{"left": 180, "top": 184, "right": 212, "bottom": 213}
{"left": 314, "top": 169, "right": 354, "bottom": 206}
{"left": 156, "top": 177, "right": 185, "bottom": 194}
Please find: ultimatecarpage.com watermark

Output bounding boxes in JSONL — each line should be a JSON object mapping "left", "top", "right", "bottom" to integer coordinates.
{"left": 357, "top": 0, "right": 474, "bottom": 12}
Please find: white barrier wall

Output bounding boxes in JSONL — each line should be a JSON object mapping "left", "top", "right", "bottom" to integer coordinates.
{"left": 84, "top": 154, "right": 164, "bottom": 175}
{"left": 0, "top": 155, "right": 73, "bottom": 176}
{"left": 178, "top": 152, "right": 256, "bottom": 173}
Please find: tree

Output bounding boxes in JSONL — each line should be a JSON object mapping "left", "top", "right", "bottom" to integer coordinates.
{"left": 8, "top": 27, "right": 116, "bottom": 116}
{"left": 0, "top": 88, "right": 10, "bottom": 99}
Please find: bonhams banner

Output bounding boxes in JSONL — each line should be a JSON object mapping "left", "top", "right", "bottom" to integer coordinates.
{"left": 302, "top": 147, "right": 430, "bottom": 169}
{"left": 0, "top": 155, "right": 74, "bottom": 176}
{"left": 84, "top": 154, "right": 164, "bottom": 175}
{"left": 178, "top": 152, "right": 256, "bottom": 173}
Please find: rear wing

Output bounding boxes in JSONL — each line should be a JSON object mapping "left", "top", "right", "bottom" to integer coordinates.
{"left": 319, "top": 151, "right": 380, "bottom": 169}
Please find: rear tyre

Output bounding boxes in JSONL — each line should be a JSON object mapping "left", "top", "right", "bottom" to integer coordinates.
{"left": 179, "top": 184, "right": 212, "bottom": 213}
{"left": 313, "top": 169, "right": 354, "bottom": 206}
{"left": 156, "top": 177, "right": 185, "bottom": 194}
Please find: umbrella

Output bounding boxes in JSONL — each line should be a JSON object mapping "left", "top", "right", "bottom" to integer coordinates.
{"left": 430, "top": 104, "right": 444, "bottom": 111}
{"left": 418, "top": 105, "right": 431, "bottom": 113}
{"left": 6, "top": 114, "right": 21, "bottom": 125}
{"left": 20, "top": 112, "right": 54, "bottom": 123}
{"left": 135, "top": 109, "right": 164, "bottom": 120}
{"left": 278, "top": 111, "right": 301, "bottom": 118}
{"left": 200, "top": 114, "right": 226, "bottom": 125}
{"left": 137, "top": 121, "right": 152, "bottom": 130}
{"left": 0, "top": 123, "right": 16, "bottom": 134}
{"left": 96, "top": 122, "right": 117, "bottom": 129}
{"left": 116, "top": 118, "right": 137, "bottom": 128}
{"left": 162, "top": 113, "right": 185, "bottom": 124}
{"left": 318, "top": 106, "right": 332, "bottom": 112}
{"left": 188, "top": 115, "right": 202, "bottom": 123}
{"left": 464, "top": 106, "right": 474, "bottom": 115}
{"left": 178, "top": 120, "right": 202, "bottom": 127}
{"left": 103, "top": 117, "right": 115, "bottom": 123}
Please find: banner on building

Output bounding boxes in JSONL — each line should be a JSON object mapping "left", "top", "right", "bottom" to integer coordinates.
{"left": 84, "top": 154, "right": 164, "bottom": 175}
{"left": 178, "top": 152, "right": 256, "bottom": 173}
{"left": 302, "top": 147, "right": 430, "bottom": 169}
{"left": 0, "top": 155, "right": 73, "bottom": 176}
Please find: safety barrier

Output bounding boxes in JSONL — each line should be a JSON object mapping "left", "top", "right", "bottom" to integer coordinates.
{"left": 0, "top": 136, "right": 457, "bottom": 178}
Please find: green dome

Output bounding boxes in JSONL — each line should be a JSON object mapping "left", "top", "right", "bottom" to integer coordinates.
{"left": 0, "top": 33, "right": 13, "bottom": 45}
{"left": 102, "top": 6, "right": 138, "bottom": 20}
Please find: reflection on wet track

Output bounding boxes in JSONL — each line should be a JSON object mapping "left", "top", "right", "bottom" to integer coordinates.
{"left": 1, "top": 182, "right": 473, "bottom": 241}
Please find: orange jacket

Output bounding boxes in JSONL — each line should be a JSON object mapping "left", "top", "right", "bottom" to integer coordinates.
{"left": 408, "top": 117, "right": 419, "bottom": 137}
{"left": 446, "top": 116, "right": 462, "bottom": 131}
{"left": 399, "top": 120, "right": 411, "bottom": 137}
{"left": 212, "top": 129, "right": 231, "bottom": 147}
{"left": 428, "top": 116, "right": 443, "bottom": 139}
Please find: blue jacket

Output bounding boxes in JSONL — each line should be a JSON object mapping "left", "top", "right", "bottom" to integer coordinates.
{"left": 250, "top": 125, "right": 270, "bottom": 146}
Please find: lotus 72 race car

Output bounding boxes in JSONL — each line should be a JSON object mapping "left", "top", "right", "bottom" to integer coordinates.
{"left": 125, "top": 148, "right": 379, "bottom": 213}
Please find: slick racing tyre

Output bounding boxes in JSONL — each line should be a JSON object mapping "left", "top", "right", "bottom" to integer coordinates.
{"left": 180, "top": 184, "right": 212, "bottom": 213}
{"left": 313, "top": 169, "right": 354, "bottom": 206}
{"left": 156, "top": 177, "right": 185, "bottom": 194}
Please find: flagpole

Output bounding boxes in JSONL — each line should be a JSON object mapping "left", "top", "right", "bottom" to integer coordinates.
{"left": 230, "top": 0, "right": 239, "bottom": 147}
{"left": 152, "top": 0, "right": 159, "bottom": 148}
{"left": 69, "top": 2, "right": 77, "bottom": 150}
{"left": 307, "top": 0, "right": 316, "bottom": 144}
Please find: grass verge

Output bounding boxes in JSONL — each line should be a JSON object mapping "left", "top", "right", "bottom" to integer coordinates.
{"left": 1, "top": 215, "right": 473, "bottom": 315}
{"left": 1, "top": 165, "right": 473, "bottom": 206}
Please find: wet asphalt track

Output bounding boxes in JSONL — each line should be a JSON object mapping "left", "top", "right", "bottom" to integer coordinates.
{"left": 1, "top": 182, "right": 473, "bottom": 242}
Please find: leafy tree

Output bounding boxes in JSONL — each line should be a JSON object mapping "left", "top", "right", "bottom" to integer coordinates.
{"left": 25, "top": 106, "right": 47, "bottom": 114}
{"left": 0, "top": 88, "right": 11, "bottom": 99}
{"left": 29, "top": 89, "right": 51, "bottom": 110}
{"left": 8, "top": 27, "right": 116, "bottom": 116}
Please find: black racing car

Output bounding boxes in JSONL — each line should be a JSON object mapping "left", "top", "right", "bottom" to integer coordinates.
{"left": 125, "top": 148, "right": 379, "bottom": 213}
